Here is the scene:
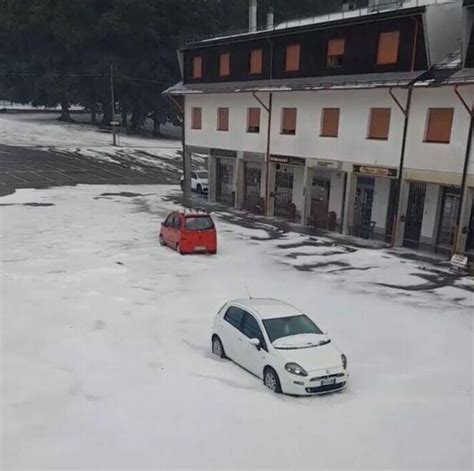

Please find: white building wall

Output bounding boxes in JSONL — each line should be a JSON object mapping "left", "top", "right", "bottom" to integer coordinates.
{"left": 405, "top": 86, "right": 474, "bottom": 175}
{"left": 421, "top": 183, "right": 441, "bottom": 240}
{"left": 372, "top": 178, "right": 391, "bottom": 229}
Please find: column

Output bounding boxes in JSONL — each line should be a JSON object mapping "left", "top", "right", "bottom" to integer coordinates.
{"left": 456, "top": 185, "right": 473, "bottom": 253}
{"left": 393, "top": 178, "right": 410, "bottom": 247}
{"left": 301, "top": 166, "right": 312, "bottom": 226}
{"left": 234, "top": 152, "right": 245, "bottom": 209}
{"left": 183, "top": 147, "right": 192, "bottom": 197}
{"left": 208, "top": 152, "right": 217, "bottom": 203}
{"left": 342, "top": 172, "right": 356, "bottom": 235}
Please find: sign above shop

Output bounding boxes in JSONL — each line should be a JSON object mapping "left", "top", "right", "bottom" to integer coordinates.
{"left": 312, "top": 159, "right": 341, "bottom": 170}
{"left": 270, "top": 155, "right": 306, "bottom": 166}
{"left": 353, "top": 165, "right": 397, "bottom": 178}
{"left": 210, "top": 148, "right": 237, "bottom": 158}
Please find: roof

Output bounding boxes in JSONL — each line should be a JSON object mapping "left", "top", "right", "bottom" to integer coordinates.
{"left": 164, "top": 71, "right": 422, "bottom": 96}
{"left": 230, "top": 298, "right": 304, "bottom": 320}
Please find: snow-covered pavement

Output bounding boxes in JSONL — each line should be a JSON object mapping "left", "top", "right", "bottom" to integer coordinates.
{"left": 1, "top": 185, "right": 473, "bottom": 470}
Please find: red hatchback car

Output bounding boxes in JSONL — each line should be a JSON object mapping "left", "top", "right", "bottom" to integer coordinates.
{"left": 159, "top": 210, "right": 217, "bottom": 254}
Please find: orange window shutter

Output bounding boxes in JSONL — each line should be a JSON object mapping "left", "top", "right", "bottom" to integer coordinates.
{"left": 283, "top": 108, "right": 297, "bottom": 132}
{"left": 369, "top": 108, "right": 391, "bottom": 139}
{"left": 328, "top": 38, "right": 345, "bottom": 57}
{"left": 218, "top": 108, "right": 228, "bottom": 131}
{"left": 248, "top": 108, "right": 260, "bottom": 128}
{"left": 377, "top": 31, "right": 400, "bottom": 65}
{"left": 285, "top": 44, "right": 300, "bottom": 72}
{"left": 193, "top": 56, "right": 202, "bottom": 78}
{"left": 426, "top": 108, "right": 454, "bottom": 143}
{"left": 250, "top": 49, "right": 263, "bottom": 74}
{"left": 219, "top": 53, "right": 230, "bottom": 76}
{"left": 321, "top": 108, "right": 340, "bottom": 137}
{"left": 192, "top": 108, "right": 201, "bottom": 129}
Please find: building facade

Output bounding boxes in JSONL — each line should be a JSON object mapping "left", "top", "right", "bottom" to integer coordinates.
{"left": 166, "top": 0, "right": 474, "bottom": 258}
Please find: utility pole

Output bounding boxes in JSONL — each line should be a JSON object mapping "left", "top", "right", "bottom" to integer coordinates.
{"left": 110, "top": 64, "right": 118, "bottom": 146}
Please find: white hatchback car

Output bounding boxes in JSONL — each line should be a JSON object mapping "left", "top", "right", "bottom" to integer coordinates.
{"left": 180, "top": 170, "right": 208, "bottom": 194}
{"left": 211, "top": 298, "right": 348, "bottom": 395}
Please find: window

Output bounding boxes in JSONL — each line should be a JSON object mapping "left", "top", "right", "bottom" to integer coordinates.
{"left": 172, "top": 215, "right": 181, "bottom": 230}
{"left": 185, "top": 216, "right": 214, "bottom": 231}
{"left": 424, "top": 108, "right": 454, "bottom": 143}
{"left": 192, "top": 56, "right": 202, "bottom": 78}
{"left": 224, "top": 307, "right": 245, "bottom": 330}
{"left": 217, "top": 107, "right": 229, "bottom": 131}
{"left": 219, "top": 52, "right": 230, "bottom": 77}
{"left": 250, "top": 49, "right": 263, "bottom": 74}
{"left": 281, "top": 108, "right": 297, "bottom": 135}
{"left": 196, "top": 171, "right": 208, "bottom": 178}
{"left": 320, "top": 108, "right": 340, "bottom": 137}
{"left": 247, "top": 107, "right": 261, "bottom": 133}
{"left": 377, "top": 31, "right": 400, "bottom": 65}
{"left": 327, "top": 38, "right": 345, "bottom": 67}
{"left": 164, "top": 214, "right": 173, "bottom": 227}
{"left": 242, "top": 313, "right": 267, "bottom": 350}
{"left": 263, "top": 315, "right": 323, "bottom": 343}
{"left": 191, "top": 172, "right": 197, "bottom": 179}
{"left": 191, "top": 107, "right": 202, "bottom": 130}
{"left": 368, "top": 108, "right": 391, "bottom": 140}
{"left": 285, "top": 44, "right": 300, "bottom": 72}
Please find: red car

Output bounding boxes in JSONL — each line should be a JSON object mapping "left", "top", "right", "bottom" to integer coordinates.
{"left": 159, "top": 210, "right": 217, "bottom": 255}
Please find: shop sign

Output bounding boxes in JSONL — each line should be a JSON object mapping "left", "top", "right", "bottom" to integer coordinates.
{"left": 312, "top": 159, "right": 341, "bottom": 170}
{"left": 450, "top": 254, "right": 469, "bottom": 274}
{"left": 210, "top": 148, "right": 237, "bottom": 158}
{"left": 353, "top": 165, "right": 397, "bottom": 178}
{"left": 270, "top": 155, "right": 306, "bottom": 166}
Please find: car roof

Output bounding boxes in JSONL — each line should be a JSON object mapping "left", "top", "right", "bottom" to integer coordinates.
{"left": 229, "top": 298, "right": 304, "bottom": 320}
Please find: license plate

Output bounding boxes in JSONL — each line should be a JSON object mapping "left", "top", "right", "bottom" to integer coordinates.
{"left": 321, "top": 378, "right": 336, "bottom": 386}
{"left": 195, "top": 246, "right": 206, "bottom": 252}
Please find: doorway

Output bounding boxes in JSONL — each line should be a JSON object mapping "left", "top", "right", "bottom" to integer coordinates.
{"left": 216, "top": 159, "right": 234, "bottom": 205}
{"left": 274, "top": 165, "right": 294, "bottom": 219}
{"left": 353, "top": 177, "right": 375, "bottom": 238}
{"left": 403, "top": 182, "right": 426, "bottom": 249}
{"left": 310, "top": 177, "right": 330, "bottom": 229}
{"left": 437, "top": 187, "right": 461, "bottom": 249}
{"left": 244, "top": 162, "right": 262, "bottom": 214}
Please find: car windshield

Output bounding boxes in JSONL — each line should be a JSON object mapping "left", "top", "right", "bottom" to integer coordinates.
{"left": 185, "top": 216, "right": 213, "bottom": 230}
{"left": 196, "top": 171, "right": 208, "bottom": 179}
{"left": 263, "top": 315, "right": 322, "bottom": 343}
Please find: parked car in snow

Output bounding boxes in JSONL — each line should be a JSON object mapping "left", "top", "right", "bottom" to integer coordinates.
{"left": 180, "top": 170, "right": 209, "bottom": 194}
{"left": 211, "top": 298, "right": 348, "bottom": 395}
{"left": 160, "top": 210, "right": 217, "bottom": 254}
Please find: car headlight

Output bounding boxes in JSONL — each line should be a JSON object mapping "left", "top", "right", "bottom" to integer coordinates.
{"left": 284, "top": 362, "right": 308, "bottom": 377}
{"left": 341, "top": 354, "right": 347, "bottom": 370}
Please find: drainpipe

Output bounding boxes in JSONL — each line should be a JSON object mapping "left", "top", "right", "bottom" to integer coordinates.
{"left": 453, "top": 85, "right": 473, "bottom": 255}
{"left": 389, "top": 87, "right": 413, "bottom": 247}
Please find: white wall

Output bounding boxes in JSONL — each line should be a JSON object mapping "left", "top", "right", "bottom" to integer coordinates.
{"left": 372, "top": 178, "right": 391, "bottom": 229}
{"left": 420, "top": 183, "right": 441, "bottom": 240}
{"left": 405, "top": 86, "right": 474, "bottom": 175}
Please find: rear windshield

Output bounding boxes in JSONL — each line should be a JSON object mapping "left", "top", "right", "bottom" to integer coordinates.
{"left": 185, "top": 216, "right": 214, "bottom": 230}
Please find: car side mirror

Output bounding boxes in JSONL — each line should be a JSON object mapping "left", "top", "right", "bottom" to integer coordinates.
{"left": 249, "top": 338, "right": 261, "bottom": 350}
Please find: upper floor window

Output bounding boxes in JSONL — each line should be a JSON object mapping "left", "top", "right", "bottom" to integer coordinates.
{"left": 250, "top": 49, "right": 263, "bottom": 74}
{"left": 281, "top": 108, "right": 297, "bottom": 135}
{"left": 320, "top": 108, "right": 340, "bottom": 138}
{"left": 217, "top": 107, "right": 229, "bottom": 131}
{"left": 191, "top": 107, "right": 202, "bottom": 130}
{"left": 377, "top": 31, "right": 400, "bottom": 65}
{"left": 285, "top": 44, "right": 300, "bottom": 72}
{"left": 368, "top": 108, "right": 391, "bottom": 140}
{"left": 424, "top": 108, "right": 454, "bottom": 143}
{"left": 219, "top": 53, "right": 230, "bottom": 77}
{"left": 327, "top": 38, "right": 345, "bottom": 67}
{"left": 192, "top": 56, "right": 202, "bottom": 79}
{"left": 247, "top": 108, "right": 261, "bottom": 133}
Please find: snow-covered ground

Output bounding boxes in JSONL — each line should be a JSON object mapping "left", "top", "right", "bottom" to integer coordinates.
{"left": 1, "top": 184, "right": 473, "bottom": 470}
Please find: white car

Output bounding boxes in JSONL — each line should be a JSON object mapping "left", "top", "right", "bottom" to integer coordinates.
{"left": 180, "top": 170, "right": 208, "bottom": 194}
{"left": 211, "top": 298, "right": 348, "bottom": 395}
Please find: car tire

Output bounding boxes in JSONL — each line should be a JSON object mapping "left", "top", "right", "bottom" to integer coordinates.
{"left": 263, "top": 367, "right": 282, "bottom": 394}
{"left": 209, "top": 249, "right": 217, "bottom": 255}
{"left": 212, "top": 335, "right": 226, "bottom": 358}
{"left": 159, "top": 234, "right": 165, "bottom": 246}
{"left": 176, "top": 243, "right": 183, "bottom": 255}
{"left": 197, "top": 184, "right": 202, "bottom": 194}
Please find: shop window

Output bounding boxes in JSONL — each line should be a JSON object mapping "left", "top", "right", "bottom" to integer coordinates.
{"left": 192, "top": 56, "right": 202, "bottom": 79}
{"left": 327, "top": 38, "right": 345, "bottom": 67}
{"left": 191, "top": 107, "right": 202, "bottom": 130}
{"left": 377, "top": 31, "right": 400, "bottom": 65}
{"left": 217, "top": 107, "right": 229, "bottom": 131}
{"left": 219, "top": 53, "right": 230, "bottom": 77}
{"left": 247, "top": 108, "right": 261, "bottom": 133}
{"left": 424, "top": 108, "right": 454, "bottom": 143}
{"left": 368, "top": 108, "right": 391, "bottom": 140}
{"left": 285, "top": 44, "right": 300, "bottom": 72}
{"left": 250, "top": 49, "right": 263, "bottom": 74}
{"left": 281, "top": 108, "right": 297, "bottom": 135}
{"left": 320, "top": 108, "right": 340, "bottom": 137}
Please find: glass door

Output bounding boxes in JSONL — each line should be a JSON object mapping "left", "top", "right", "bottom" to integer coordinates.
{"left": 274, "top": 166, "right": 294, "bottom": 218}
{"left": 437, "top": 188, "right": 460, "bottom": 248}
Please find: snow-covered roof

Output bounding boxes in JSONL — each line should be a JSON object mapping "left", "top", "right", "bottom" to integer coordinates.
{"left": 231, "top": 298, "right": 304, "bottom": 320}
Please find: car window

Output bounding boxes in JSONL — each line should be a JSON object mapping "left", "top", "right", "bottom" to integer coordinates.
{"left": 242, "top": 312, "right": 267, "bottom": 350}
{"left": 224, "top": 306, "right": 245, "bottom": 330}
{"left": 164, "top": 215, "right": 173, "bottom": 227}
{"left": 185, "top": 216, "right": 214, "bottom": 230}
{"left": 263, "top": 315, "right": 322, "bottom": 343}
{"left": 191, "top": 172, "right": 197, "bottom": 179}
{"left": 196, "top": 171, "right": 208, "bottom": 179}
{"left": 172, "top": 215, "right": 182, "bottom": 230}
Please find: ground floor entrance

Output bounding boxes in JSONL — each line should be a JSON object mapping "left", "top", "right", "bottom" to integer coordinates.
{"left": 353, "top": 177, "right": 375, "bottom": 239}
{"left": 274, "top": 165, "right": 295, "bottom": 220}
{"left": 403, "top": 182, "right": 426, "bottom": 249}
{"left": 310, "top": 177, "right": 332, "bottom": 230}
{"left": 436, "top": 187, "right": 461, "bottom": 251}
{"left": 243, "top": 162, "right": 263, "bottom": 214}
{"left": 216, "top": 159, "right": 234, "bottom": 205}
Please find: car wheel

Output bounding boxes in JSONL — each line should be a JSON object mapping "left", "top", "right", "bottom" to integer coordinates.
{"left": 197, "top": 184, "right": 202, "bottom": 194}
{"left": 159, "top": 234, "right": 165, "bottom": 246}
{"left": 263, "top": 367, "right": 282, "bottom": 394}
{"left": 176, "top": 243, "right": 183, "bottom": 255}
{"left": 211, "top": 335, "right": 226, "bottom": 358}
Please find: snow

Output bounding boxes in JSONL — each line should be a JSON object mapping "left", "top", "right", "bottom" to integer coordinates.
{"left": 1, "top": 184, "right": 473, "bottom": 469}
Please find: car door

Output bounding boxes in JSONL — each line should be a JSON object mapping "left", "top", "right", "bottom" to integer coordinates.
{"left": 219, "top": 306, "right": 245, "bottom": 361}
{"left": 162, "top": 214, "right": 174, "bottom": 246}
{"left": 239, "top": 312, "right": 268, "bottom": 377}
{"left": 170, "top": 214, "right": 182, "bottom": 247}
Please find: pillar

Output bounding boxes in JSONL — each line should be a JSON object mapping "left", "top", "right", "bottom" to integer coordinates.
{"left": 301, "top": 166, "right": 312, "bottom": 226}
{"left": 208, "top": 152, "right": 217, "bottom": 203}
{"left": 234, "top": 152, "right": 245, "bottom": 209}
{"left": 342, "top": 172, "right": 356, "bottom": 235}
{"left": 183, "top": 147, "right": 192, "bottom": 197}
{"left": 393, "top": 177, "right": 410, "bottom": 247}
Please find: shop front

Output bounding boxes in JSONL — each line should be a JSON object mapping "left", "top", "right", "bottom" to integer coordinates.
{"left": 210, "top": 148, "right": 237, "bottom": 206}
{"left": 242, "top": 153, "right": 264, "bottom": 215}
{"left": 436, "top": 186, "right": 461, "bottom": 252}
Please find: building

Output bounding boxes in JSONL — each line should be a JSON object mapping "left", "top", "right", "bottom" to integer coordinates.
{"left": 165, "top": 0, "right": 474, "bottom": 259}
